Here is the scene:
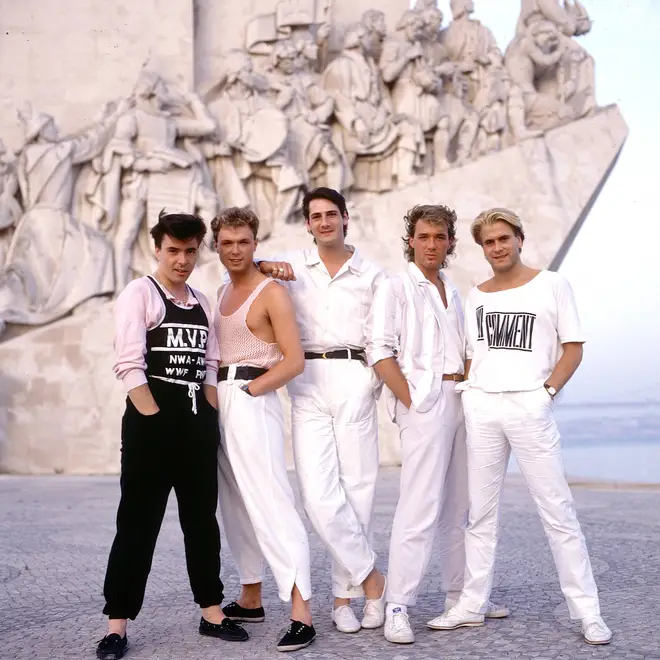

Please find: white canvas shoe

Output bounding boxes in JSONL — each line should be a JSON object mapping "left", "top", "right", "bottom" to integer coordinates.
{"left": 384, "top": 608, "right": 415, "bottom": 644}
{"left": 361, "top": 577, "right": 387, "bottom": 629}
{"left": 444, "top": 598, "right": 510, "bottom": 619}
{"left": 332, "top": 605, "right": 361, "bottom": 633}
{"left": 427, "top": 606, "right": 485, "bottom": 630}
{"left": 582, "top": 617, "right": 612, "bottom": 645}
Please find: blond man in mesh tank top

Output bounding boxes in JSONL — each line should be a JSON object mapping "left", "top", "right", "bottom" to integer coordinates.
{"left": 211, "top": 207, "right": 316, "bottom": 653}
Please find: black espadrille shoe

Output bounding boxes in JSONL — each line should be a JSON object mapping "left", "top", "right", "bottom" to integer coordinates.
{"left": 96, "top": 633, "right": 128, "bottom": 660}
{"left": 222, "top": 600, "right": 266, "bottom": 622}
{"left": 276, "top": 620, "right": 316, "bottom": 652}
{"left": 199, "top": 617, "right": 249, "bottom": 642}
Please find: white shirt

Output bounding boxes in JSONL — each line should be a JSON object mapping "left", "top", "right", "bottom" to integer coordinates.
{"left": 365, "top": 263, "right": 465, "bottom": 418}
{"left": 268, "top": 247, "right": 386, "bottom": 352}
{"left": 464, "top": 270, "right": 584, "bottom": 393}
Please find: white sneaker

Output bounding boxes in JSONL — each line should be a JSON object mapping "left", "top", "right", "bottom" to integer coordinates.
{"left": 361, "top": 577, "right": 387, "bottom": 629}
{"left": 384, "top": 608, "right": 415, "bottom": 644}
{"left": 427, "top": 606, "right": 485, "bottom": 630}
{"left": 332, "top": 605, "right": 361, "bottom": 633}
{"left": 582, "top": 617, "right": 612, "bottom": 645}
{"left": 444, "top": 598, "right": 510, "bottom": 619}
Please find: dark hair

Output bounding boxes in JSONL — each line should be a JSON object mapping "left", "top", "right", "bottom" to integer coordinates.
{"left": 402, "top": 204, "right": 458, "bottom": 267}
{"left": 302, "top": 187, "right": 348, "bottom": 238}
{"left": 150, "top": 209, "right": 207, "bottom": 248}
{"left": 210, "top": 207, "right": 259, "bottom": 243}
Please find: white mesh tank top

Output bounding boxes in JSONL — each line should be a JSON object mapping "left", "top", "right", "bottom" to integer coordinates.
{"left": 215, "top": 279, "right": 283, "bottom": 369}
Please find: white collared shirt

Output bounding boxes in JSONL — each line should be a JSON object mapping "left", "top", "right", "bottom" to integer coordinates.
{"left": 365, "top": 263, "right": 465, "bottom": 417}
{"left": 267, "top": 247, "right": 386, "bottom": 352}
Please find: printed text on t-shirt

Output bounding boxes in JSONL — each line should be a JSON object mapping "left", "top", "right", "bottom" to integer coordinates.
{"left": 476, "top": 306, "right": 537, "bottom": 352}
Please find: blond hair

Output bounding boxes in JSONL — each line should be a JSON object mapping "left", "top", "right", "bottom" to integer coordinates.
{"left": 471, "top": 208, "right": 525, "bottom": 245}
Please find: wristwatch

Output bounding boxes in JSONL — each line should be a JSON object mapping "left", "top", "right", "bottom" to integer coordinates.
{"left": 544, "top": 384, "right": 557, "bottom": 398}
{"left": 240, "top": 383, "right": 254, "bottom": 396}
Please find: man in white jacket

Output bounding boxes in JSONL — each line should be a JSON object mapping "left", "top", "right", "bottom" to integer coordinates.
{"left": 365, "top": 204, "right": 508, "bottom": 644}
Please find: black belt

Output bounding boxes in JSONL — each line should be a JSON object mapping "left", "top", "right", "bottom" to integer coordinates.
{"left": 304, "top": 348, "right": 366, "bottom": 365}
{"left": 218, "top": 366, "right": 268, "bottom": 382}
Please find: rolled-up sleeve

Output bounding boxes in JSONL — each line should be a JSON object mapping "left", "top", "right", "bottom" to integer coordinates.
{"left": 112, "top": 282, "right": 150, "bottom": 393}
{"left": 365, "top": 276, "right": 401, "bottom": 366}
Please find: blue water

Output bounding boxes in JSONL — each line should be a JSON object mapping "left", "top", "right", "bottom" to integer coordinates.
{"left": 508, "top": 402, "right": 660, "bottom": 484}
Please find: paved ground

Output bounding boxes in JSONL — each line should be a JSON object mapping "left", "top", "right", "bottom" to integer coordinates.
{"left": 1, "top": 469, "right": 659, "bottom": 660}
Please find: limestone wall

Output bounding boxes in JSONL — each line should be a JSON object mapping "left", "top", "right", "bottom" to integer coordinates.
{"left": 0, "top": 0, "right": 195, "bottom": 151}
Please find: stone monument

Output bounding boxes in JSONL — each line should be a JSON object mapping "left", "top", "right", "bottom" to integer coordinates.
{"left": 0, "top": 0, "right": 628, "bottom": 473}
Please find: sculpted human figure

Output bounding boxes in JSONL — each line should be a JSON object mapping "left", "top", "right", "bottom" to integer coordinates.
{"left": 0, "top": 140, "right": 22, "bottom": 268}
{"left": 439, "top": 0, "right": 503, "bottom": 106}
{"left": 380, "top": 9, "right": 478, "bottom": 171}
{"left": 0, "top": 102, "right": 125, "bottom": 333}
{"left": 322, "top": 23, "right": 425, "bottom": 191}
{"left": 505, "top": 20, "right": 573, "bottom": 132}
{"left": 91, "top": 71, "right": 219, "bottom": 292}
{"left": 361, "top": 9, "right": 388, "bottom": 61}
{"left": 203, "top": 50, "right": 304, "bottom": 239}
{"left": 515, "top": 0, "right": 596, "bottom": 121}
{"left": 268, "top": 37, "right": 351, "bottom": 193}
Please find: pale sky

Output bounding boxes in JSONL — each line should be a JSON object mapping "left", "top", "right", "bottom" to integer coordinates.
{"left": 427, "top": 0, "right": 660, "bottom": 404}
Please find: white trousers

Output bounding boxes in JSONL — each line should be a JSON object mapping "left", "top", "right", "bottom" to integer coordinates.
{"left": 290, "top": 359, "right": 379, "bottom": 599}
{"left": 457, "top": 387, "right": 600, "bottom": 620}
{"left": 216, "top": 375, "right": 312, "bottom": 602}
{"left": 387, "top": 381, "right": 468, "bottom": 606}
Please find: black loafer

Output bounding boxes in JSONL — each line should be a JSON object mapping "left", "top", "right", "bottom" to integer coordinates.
{"left": 96, "top": 633, "right": 128, "bottom": 659}
{"left": 222, "top": 600, "right": 266, "bottom": 622}
{"left": 277, "top": 621, "right": 316, "bottom": 652}
{"left": 199, "top": 617, "right": 249, "bottom": 642}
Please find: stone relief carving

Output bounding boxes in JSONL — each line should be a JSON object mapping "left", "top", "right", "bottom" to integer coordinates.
{"left": 506, "top": 0, "right": 596, "bottom": 132}
{"left": 0, "top": 102, "right": 127, "bottom": 332}
{"left": 202, "top": 49, "right": 304, "bottom": 240}
{"left": 322, "top": 22, "right": 425, "bottom": 192}
{"left": 0, "top": 0, "right": 604, "bottom": 337}
{"left": 0, "top": 141, "right": 21, "bottom": 269}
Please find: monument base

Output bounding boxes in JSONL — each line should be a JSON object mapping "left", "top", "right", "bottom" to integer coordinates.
{"left": 0, "top": 105, "right": 627, "bottom": 474}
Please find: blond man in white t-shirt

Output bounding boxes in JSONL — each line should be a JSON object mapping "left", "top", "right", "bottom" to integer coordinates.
{"left": 427, "top": 208, "right": 612, "bottom": 646}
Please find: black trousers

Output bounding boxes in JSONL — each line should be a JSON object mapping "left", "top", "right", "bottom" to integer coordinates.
{"left": 102, "top": 380, "right": 223, "bottom": 620}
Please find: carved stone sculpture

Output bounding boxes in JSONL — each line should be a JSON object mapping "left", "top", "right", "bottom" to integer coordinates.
{"left": 203, "top": 49, "right": 304, "bottom": 239}
{"left": 269, "top": 37, "right": 352, "bottom": 194}
{"left": 360, "top": 9, "right": 388, "bottom": 61}
{"left": 79, "top": 71, "right": 220, "bottom": 290}
{"left": 510, "top": 0, "right": 596, "bottom": 129}
{"left": 0, "top": 141, "right": 22, "bottom": 269}
{"left": 322, "top": 23, "right": 425, "bottom": 192}
{"left": 505, "top": 19, "right": 573, "bottom": 132}
{"left": 0, "top": 103, "right": 124, "bottom": 332}
{"left": 382, "top": 8, "right": 478, "bottom": 171}
{"left": 440, "top": 0, "right": 503, "bottom": 106}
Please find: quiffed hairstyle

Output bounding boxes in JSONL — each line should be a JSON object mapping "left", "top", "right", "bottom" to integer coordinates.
{"left": 150, "top": 209, "right": 207, "bottom": 248}
{"left": 302, "top": 187, "right": 349, "bottom": 238}
{"left": 402, "top": 204, "right": 457, "bottom": 267}
{"left": 210, "top": 207, "right": 260, "bottom": 243}
{"left": 470, "top": 208, "right": 525, "bottom": 246}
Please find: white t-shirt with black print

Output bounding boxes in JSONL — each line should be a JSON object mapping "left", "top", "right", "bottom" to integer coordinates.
{"left": 464, "top": 270, "right": 584, "bottom": 393}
